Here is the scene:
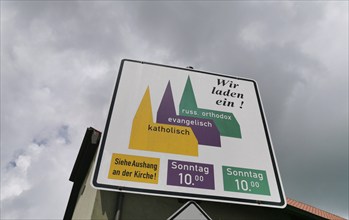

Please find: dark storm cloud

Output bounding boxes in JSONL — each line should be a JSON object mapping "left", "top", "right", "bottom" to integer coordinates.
{"left": 129, "top": 1, "right": 325, "bottom": 62}
{"left": 4, "top": 1, "right": 130, "bottom": 60}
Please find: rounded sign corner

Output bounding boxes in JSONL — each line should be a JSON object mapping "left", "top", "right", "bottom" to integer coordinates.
{"left": 279, "top": 196, "right": 288, "bottom": 209}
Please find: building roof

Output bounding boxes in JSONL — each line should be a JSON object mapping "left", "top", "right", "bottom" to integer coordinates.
{"left": 287, "top": 198, "right": 346, "bottom": 220}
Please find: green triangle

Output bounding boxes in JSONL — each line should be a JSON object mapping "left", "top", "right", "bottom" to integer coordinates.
{"left": 180, "top": 76, "right": 197, "bottom": 109}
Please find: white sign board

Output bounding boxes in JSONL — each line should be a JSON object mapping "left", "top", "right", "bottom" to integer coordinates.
{"left": 92, "top": 59, "right": 286, "bottom": 208}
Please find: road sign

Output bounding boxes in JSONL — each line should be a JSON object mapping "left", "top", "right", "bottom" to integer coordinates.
{"left": 92, "top": 59, "right": 286, "bottom": 208}
{"left": 168, "top": 201, "right": 211, "bottom": 220}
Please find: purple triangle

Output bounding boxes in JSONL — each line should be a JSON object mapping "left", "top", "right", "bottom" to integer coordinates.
{"left": 157, "top": 81, "right": 221, "bottom": 147}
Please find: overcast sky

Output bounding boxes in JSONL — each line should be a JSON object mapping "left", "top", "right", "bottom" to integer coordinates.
{"left": 1, "top": 1, "right": 348, "bottom": 219}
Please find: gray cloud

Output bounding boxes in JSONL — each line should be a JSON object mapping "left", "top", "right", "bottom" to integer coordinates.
{"left": 1, "top": 1, "right": 347, "bottom": 219}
